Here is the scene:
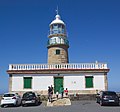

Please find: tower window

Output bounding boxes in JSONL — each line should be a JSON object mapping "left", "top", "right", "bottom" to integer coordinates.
{"left": 56, "top": 49, "right": 60, "bottom": 55}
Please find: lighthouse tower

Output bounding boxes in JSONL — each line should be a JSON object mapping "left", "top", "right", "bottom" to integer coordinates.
{"left": 47, "top": 13, "right": 69, "bottom": 64}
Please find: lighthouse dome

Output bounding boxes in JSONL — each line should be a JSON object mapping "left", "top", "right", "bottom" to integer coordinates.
{"left": 50, "top": 14, "right": 65, "bottom": 25}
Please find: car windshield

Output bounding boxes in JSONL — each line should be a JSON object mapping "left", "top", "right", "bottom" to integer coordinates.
{"left": 103, "top": 92, "right": 116, "bottom": 96}
{"left": 23, "top": 92, "right": 35, "bottom": 98}
{"left": 4, "top": 94, "right": 15, "bottom": 97}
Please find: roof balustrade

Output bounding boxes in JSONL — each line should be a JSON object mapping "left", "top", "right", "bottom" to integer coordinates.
{"left": 9, "top": 63, "right": 108, "bottom": 70}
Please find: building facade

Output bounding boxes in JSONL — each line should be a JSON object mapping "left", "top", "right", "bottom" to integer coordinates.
{"left": 7, "top": 13, "right": 109, "bottom": 96}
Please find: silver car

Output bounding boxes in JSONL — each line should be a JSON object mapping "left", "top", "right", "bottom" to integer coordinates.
{"left": 1, "top": 93, "right": 21, "bottom": 107}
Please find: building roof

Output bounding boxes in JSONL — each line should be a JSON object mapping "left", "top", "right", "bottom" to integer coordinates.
{"left": 50, "top": 14, "right": 65, "bottom": 25}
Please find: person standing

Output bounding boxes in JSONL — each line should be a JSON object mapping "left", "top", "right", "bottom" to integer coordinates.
{"left": 64, "top": 88, "right": 68, "bottom": 97}
{"left": 50, "top": 85, "right": 53, "bottom": 100}
{"left": 56, "top": 91, "right": 59, "bottom": 99}
{"left": 59, "top": 85, "right": 64, "bottom": 98}
{"left": 48, "top": 86, "right": 52, "bottom": 102}
{"left": 50, "top": 85, "right": 53, "bottom": 95}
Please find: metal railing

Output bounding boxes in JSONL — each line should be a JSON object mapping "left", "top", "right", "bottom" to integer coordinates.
{"left": 47, "top": 39, "right": 69, "bottom": 47}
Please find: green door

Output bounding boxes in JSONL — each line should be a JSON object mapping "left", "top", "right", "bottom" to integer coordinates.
{"left": 54, "top": 77, "right": 63, "bottom": 93}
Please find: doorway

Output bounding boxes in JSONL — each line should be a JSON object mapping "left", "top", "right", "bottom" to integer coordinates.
{"left": 54, "top": 77, "right": 63, "bottom": 93}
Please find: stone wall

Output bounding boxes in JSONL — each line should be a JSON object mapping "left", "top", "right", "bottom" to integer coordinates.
{"left": 48, "top": 45, "right": 69, "bottom": 64}
{"left": 10, "top": 89, "right": 97, "bottom": 96}
{"left": 10, "top": 90, "right": 97, "bottom": 101}
{"left": 69, "top": 94, "right": 96, "bottom": 101}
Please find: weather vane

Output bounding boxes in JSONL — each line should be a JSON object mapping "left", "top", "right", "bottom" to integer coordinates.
{"left": 56, "top": 6, "right": 59, "bottom": 15}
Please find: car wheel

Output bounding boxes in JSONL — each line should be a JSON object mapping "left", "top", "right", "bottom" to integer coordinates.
{"left": 15, "top": 101, "right": 19, "bottom": 107}
{"left": 35, "top": 101, "right": 39, "bottom": 106}
{"left": 22, "top": 104, "right": 24, "bottom": 107}
{"left": 1, "top": 105, "right": 4, "bottom": 108}
{"left": 117, "top": 103, "right": 119, "bottom": 106}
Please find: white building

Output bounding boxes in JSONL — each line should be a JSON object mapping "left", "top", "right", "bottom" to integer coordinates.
{"left": 7, "top": 12, "right": 109, "bottom": 96}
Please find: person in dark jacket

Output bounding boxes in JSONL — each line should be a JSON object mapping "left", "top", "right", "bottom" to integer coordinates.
{"left": 48, "top": 86, "right": 52, "bottom": 102}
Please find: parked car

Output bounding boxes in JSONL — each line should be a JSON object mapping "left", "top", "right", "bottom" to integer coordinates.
{"left": 21, "top": 91, "right": 40, "bottom": 106}
{"left": 96, "top": 91, "right": 119, "bottom": 106}
{"left": 1, "top": 93, "right": 21, "bottom": 107}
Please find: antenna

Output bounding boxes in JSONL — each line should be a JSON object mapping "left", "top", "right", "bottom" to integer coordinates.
{"left": 56, "top": 6, "right": 59, "bottom": 15}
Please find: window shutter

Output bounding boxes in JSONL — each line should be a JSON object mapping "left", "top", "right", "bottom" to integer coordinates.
{"left": 85, "top": 76, "right": 93, "bottom": 88}
{"left": 24, "top": 77, "right": 32, "bottom": 89}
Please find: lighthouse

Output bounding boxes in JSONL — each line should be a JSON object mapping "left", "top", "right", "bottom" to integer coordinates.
{"left": 47, "top": 13, "right": 69, "bottom": 64}
{"left": 7, "top": 10, "right": 109, "bottom": 97}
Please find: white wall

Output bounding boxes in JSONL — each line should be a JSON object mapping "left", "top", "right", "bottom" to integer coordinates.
{"left": 33, "top": 76, "right": 53, "bottom": 90}
{"left": 94, "top": 75, "right": 105, "bottom": 90}
{"left": 12, "top": 75, "right": 53, "bottom": 91}
{"left": 12, "top": 75, "right": 23, "bottom": 91}
{"left": 11, "top": 73, "right": 105, "bottom": 92}
{"left": 64, "top": 74, "right": 105, "bottom": 90}
{"left": 64, "top": 76, "right": 84, "bottom": 90}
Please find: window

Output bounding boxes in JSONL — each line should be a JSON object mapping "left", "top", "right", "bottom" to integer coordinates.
{"left": 4, "top": 94, "right": 15, "bottom": 97}
{"left": 56, "top": 49, "right": 60, "bottom": 55}
{"left": 24, "top": 77, "right": 32, "bottom": 89}
{"left": 53, "top": 24, "right": 58, "bottom": 29}
{"left": 85, "top": 76, "right": 93, "bottom": 88}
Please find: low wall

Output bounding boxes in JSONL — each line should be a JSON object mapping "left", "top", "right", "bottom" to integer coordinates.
{"left": 38, "top": 94, "right": 97, "bottom": 101}
{"left": 9, "top": 90, "right": 98, "bottom": 96}
{"left": 69, "top": 94, "right": 96, "bottom": 101}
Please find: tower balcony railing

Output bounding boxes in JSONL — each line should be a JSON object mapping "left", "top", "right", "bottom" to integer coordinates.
{"left": 8, "top": 62, "right": 108, "bottom": 70}
{"left": 47, "top": 39, "right": 69, "bottom": 47}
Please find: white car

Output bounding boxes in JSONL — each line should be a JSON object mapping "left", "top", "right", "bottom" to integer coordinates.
{"left": 1, "top": 93, "right": 21, "bottom": 107}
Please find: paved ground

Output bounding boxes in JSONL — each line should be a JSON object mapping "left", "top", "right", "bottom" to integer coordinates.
{"left": 0, "top": 101, "right": 120, "bottom": 112}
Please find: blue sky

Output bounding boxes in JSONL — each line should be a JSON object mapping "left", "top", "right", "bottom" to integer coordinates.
{"left": 0, "top": 0, "right": 120, "bottom": 94}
